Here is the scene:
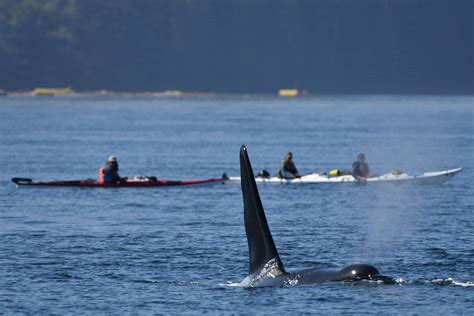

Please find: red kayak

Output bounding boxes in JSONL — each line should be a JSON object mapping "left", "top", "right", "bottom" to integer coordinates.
{"left": 12, "top": 175, "right": 228, "bottom": 188}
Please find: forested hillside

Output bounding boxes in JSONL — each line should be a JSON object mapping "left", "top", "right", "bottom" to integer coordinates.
{"left": 0, "top": 0, "right": 472, "bottom": 94}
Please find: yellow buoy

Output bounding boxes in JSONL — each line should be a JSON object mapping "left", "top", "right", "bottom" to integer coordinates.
{"left": 278, "top": 89, "right": 299, "bottom": 97}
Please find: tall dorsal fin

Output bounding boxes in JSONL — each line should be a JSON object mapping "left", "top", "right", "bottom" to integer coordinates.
{"left": 240, "top": 145, "right": 285, "bottom": 275}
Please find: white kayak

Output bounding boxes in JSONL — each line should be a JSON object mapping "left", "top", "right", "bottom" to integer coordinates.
{"left": 228, "top": 168, "right": 462, "bottom": 185}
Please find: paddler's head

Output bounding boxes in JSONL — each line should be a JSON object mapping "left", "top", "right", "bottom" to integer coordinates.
{"left": 106, "top": 155, "right": 118, "bottom": 169}
{"left": 284, "top": 152, "right": 293, "bottom": 163}
{"left": 357, "top": 153, "right": 366, "bottom": 162}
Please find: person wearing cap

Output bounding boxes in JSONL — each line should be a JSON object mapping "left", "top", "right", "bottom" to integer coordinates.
{"left": 352, "top": 153, "right": 370, "bottom": 179}
{"left": 277, "top": 152, "right": 301, "bottom": 179}
{"left": 99, "top": 155, "right": 124, "bottom": 184}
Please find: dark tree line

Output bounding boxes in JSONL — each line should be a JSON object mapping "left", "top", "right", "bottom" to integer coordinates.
{"left": 0, "top": 0, "right": 473, "bottom": 94}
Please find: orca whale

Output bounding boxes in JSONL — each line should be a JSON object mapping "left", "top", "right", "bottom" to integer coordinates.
{"left": 239, "top": 145, "right": 389, "bottom": 287}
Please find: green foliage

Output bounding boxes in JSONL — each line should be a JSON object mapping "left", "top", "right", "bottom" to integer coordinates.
{"left": 0, "top": 0, "right": 471, "bottom": 93}
{"left": 0, "top": 0, "right": 149, "bottom": 88}
{"left": 0, "top": 0, "right": 78, "bottom": 75}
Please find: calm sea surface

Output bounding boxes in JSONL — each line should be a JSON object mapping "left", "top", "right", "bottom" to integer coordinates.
{"left": 0, "top": 96, "right": 472, "bottom": 314}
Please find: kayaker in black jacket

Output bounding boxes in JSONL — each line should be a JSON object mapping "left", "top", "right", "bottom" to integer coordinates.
{"left": 277, "top": 152, "right": 301, "bottom": 179}
{"left": 100, "top": 156, "right": 125, "bottom": 183}
{"left": 352, "top": 153, "right": 370, "bottom": 179}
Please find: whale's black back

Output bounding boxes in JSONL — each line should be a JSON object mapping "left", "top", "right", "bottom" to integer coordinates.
{"left": 240, "top": 145, "right": 285, "bottom": 275}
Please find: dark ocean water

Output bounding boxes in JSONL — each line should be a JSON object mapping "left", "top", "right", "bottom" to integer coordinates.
{"left": 0, "top": 96, "right": 472, "bottom": 314}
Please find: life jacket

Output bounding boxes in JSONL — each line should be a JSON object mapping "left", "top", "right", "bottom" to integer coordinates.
{"left": 99, "top": 167, "right": 105, "bottom": 184}
{"left": 278, "top": 162, "right": 297, "bottom": 179}
{"left": 353, "top": 162, "right": 370, "bottom": 178}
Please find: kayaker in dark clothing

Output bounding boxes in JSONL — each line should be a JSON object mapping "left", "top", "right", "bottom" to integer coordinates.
{"left": 277, "top": 152, "right": 301, "bottom": 179}
{"left": 352, "top": 153, "right": 370, "bottom": 179}
{"left": 99, "top": 156, "right": 125, "bottom": 184}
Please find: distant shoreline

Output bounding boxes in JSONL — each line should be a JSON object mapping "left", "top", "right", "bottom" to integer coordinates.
{"left": 3, "top": 90, "right": 473, "bottom": 98}
{"left": 5, "top": 90, "right": 218, "bottom": 98}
